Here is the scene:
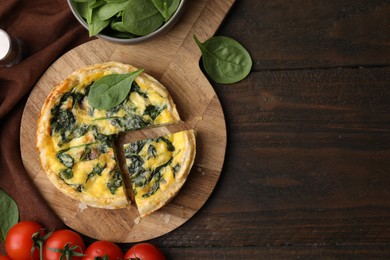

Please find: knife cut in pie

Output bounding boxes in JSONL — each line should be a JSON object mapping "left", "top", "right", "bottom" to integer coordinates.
{"left": 36, "top": 61, "right": 195, "bottom": 213}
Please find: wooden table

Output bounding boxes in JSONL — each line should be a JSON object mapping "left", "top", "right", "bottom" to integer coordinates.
{"left": 3, "top": 0, "right": 390, "bottom": 259}
{"left": 143, "top": 0, "right": 390, "bottom": 258}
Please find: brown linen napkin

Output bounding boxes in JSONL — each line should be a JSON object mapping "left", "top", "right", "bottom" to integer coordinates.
{"left": 0, "top": 0, "right": 91, "bottom": 253}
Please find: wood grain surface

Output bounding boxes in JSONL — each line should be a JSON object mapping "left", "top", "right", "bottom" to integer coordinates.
{"left": 146, "top": 1, "right": 390, "bottom": 258}
{"left": 20, "top": 0, "right": 234, "bottom": 242}
{"left": 12, "top": 0, "right": 390, "bottom": 258}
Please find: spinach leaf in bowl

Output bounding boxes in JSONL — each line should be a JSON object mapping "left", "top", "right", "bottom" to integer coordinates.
{"left": 151, "top": 0, "right": 181, "bottom": 22}
{"left": 71, "top": 0, "right": 182, "bottom": 38}
{"left": 122, "top": 0, "right": 165, "bottom": 36}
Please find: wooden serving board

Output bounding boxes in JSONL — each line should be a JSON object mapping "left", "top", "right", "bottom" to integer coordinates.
{"left": 20, "top": 0, "right": 233, "bottom": 242}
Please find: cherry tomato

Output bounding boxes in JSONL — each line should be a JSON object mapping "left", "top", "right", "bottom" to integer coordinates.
{"left": 0, "top": 256, "right": 11, "bottom": 260}
{"left": 82, "top": 240, "right": 123, "bottom": 260}
{"left": 124, "top": 243, "right": 165, "bottom": 260}
{"left": 5, "top": 221, "right": 45, "bottom": 260}
{"left": 43, "top": 229, "right": 85, "bottom": 260}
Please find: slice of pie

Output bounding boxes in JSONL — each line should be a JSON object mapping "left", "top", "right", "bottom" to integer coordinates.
{"left": 36, "top": 62, "right": 180, "bottom": 209}
{"left": 123, "top": 130, "right": 196, "bottom": 217}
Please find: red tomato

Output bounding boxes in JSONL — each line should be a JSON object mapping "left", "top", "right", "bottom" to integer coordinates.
{"left": 5, "top": 221, "right": 45, "bottom": 260}
{"left": 124, "top": 243, "right": 165, "bottom": 260}
{"left": 43, "top": 229, "right": 85, "bottom": 260}
{"left": 82, "top": 240, "right": 123, "bottom": 260}
{"left": 0, "top": 256, "right": 11, "bottom": 260}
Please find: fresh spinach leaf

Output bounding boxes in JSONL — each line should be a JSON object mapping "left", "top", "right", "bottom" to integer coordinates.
{"left": 110, "top": 18, "right": 137, "bottom": 38}
{"left": 122, "top": 0, "right": 164, "bottom": 36}
{"left": 0, "top": 188, "right": 19, "bottom": 242}
{"left": 151, "top": 0, "right": 180, "bottom": 21}
{"left": 193, "top": 35, "right": 252, "bottom": 84}
{"left": 88, "top": 69, "right": 144, "bottom": 110}
{"left": 74, "top": 1, "right": 90, "bottom": 22}
{"left": 72, "top": 0, "right": 181, "bottom": 39}
{"left": 88, "top": 8, "right": 111, "bottom": 36}
{"left": 89, "top": 0, "right": 105, "bottom": 9}
{"left": 110, "top": 19, "right": 128, "bottom": 33}
{"left": 109, "top": 30, "right": 136, "bottom": 38}
{"left": 96, "top": 1, "right": 129, "bottom": 21}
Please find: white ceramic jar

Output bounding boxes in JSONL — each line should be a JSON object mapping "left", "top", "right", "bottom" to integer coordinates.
{"left": 0, "top": 29, "right": 23, "bottom": 67}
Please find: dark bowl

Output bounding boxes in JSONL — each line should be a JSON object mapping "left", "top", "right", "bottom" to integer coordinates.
{"left": 67, "top": 0, "right": 187, "bottom": 45}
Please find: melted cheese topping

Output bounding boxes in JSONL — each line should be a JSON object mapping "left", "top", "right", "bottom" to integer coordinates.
{"left": 39, "top": 63, "right": 181, "bottom": 208}
{"left": 124, "top": 130, "right": 191, "bottom": 207}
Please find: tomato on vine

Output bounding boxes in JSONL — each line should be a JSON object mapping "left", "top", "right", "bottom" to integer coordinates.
{"left": 43, "top": 229, "right": 85, "bottom": 260}
{"left": 124, "top": 243, "right": 165, "bottom": 260}
{"left": 5, "top": 221, "right": 46, "bottom": 260}
{"left": 0, "top": 256, "right": 11, "bottom": 260}
{"left": 82, "top": 240, "right": 123, "bottom": 260}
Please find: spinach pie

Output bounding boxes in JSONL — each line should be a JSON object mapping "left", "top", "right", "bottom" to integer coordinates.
{"left": 36, "top": 61, "right": 195, "bottom": 213}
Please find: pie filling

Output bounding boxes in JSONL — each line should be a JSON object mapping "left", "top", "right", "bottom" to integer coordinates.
{"left": 124, "top": 130, "right": 196, "bottom": 217}
{"left": 37, "top": 63, "right": 193, "bottom": 213}
{"left": 50, "top": 79, "right": 175, "bottom": 196}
